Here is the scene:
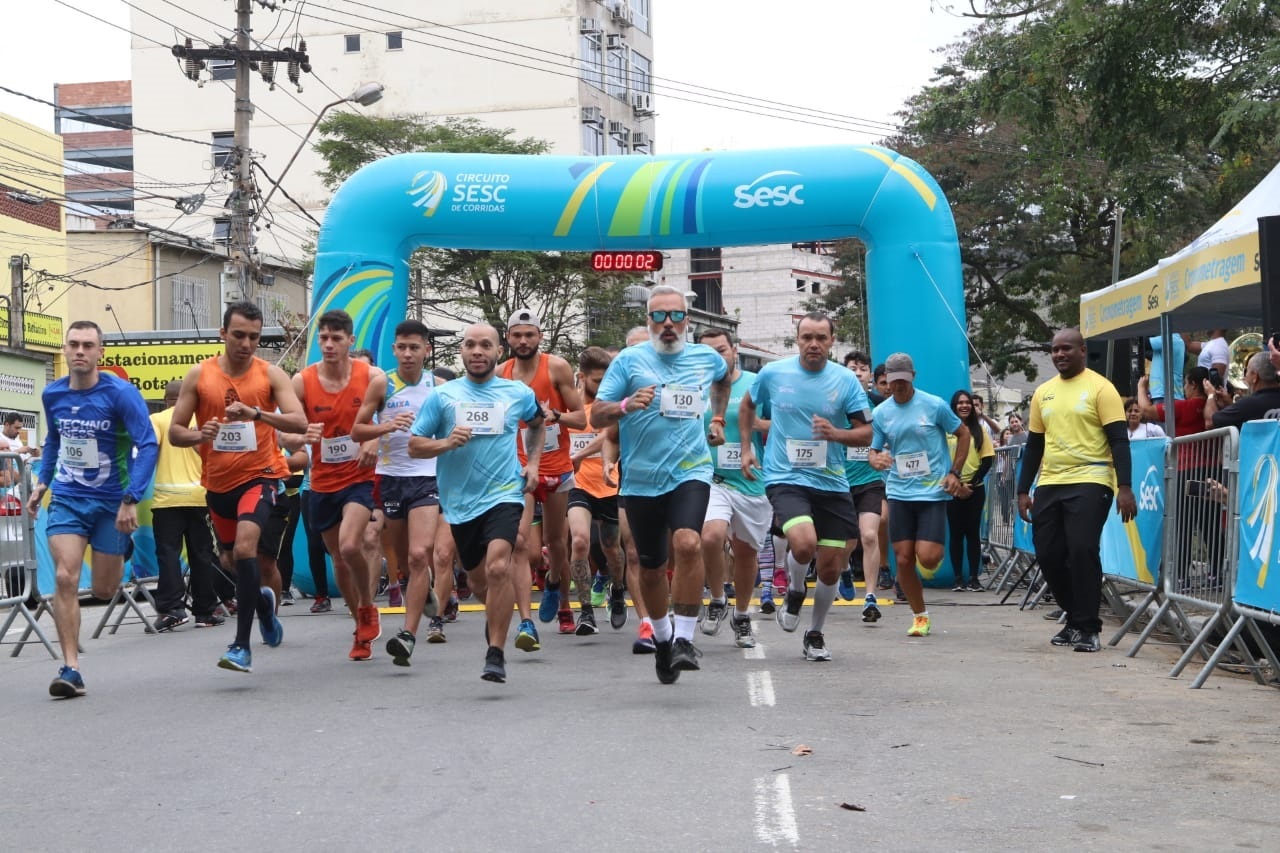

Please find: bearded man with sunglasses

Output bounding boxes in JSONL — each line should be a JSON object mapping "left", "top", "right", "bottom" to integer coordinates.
{"left": 592, "top": 285, "right": 733, "bottom": 685}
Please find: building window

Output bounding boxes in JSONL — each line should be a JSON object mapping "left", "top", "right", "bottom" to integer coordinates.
{"left": 631, "top": 0, "right": 650, "bottom": 33}
{"left": 630, "top": 50, "right": 652, "bottom": 95}
{"left": 690, "top": 247, "right": 722, "bottom": 274}
{"left": 172, "top": 276, "right": 210, "bottom": 329}
{"left": 692, "top": 278, "right": 723, "bottom": 315}
{"left": 811, "top": 281, "right": 822, "bottom": 294}
{"left": 345, "top": 34, "right": 361, "bottom": 53}
{"left": 607, "top": 41, "right": 628, "bottom": 100}
{"left": 211, "top": 131, "right": 234, "bottom": 169}
{"left": 209, "top": 58, "right": 235, "bottom": 81}
{"left": 581, "top": 122, "right": 604, "bottom": 156}
{"left": 386, "top": 31, "right": 403, "bottom": 50}
{"left": 580, "top": 32, "right": 603, "bottom": 89}
{"left": 212, "top": 217, "right": 231, "bottom": 244}
{"left": 795, "top": 278, "right": 807, "bottom": 292}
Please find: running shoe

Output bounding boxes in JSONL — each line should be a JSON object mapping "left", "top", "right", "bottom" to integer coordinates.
{"left": 193, "top": 613, "right": 225, "bottom": 628}
{"left": 633, "top": 621, "right": 656, "bottom": 654}
{"left": 671, "top": 638, "right": 701, "bottom": 672}
{"left": 723, "top": 582, "right": 736, "bottom": 601}
{"left": 772, "top": 568, "right": 788, "bottom": 596}
{"left": 349, "top": 634, "right": 372, "bottom": 661}
{"left": 895, "top": 581, "right": 908, "bottom": 603}
{"left": 538, "top": 587, "right": 561, "bottom": 623}
{"left": 557, "top": 608, "right": 575, "bottom": 635}
{"left": 309, "top": 596, "right": 332, "bottom": 614}
{"left": 877, "top": 568, "right": 894, "bottom": 591}
{"left": 222, "top": 598, "right": 238, "bottom": 615}
{"left": 49, "top": 665, "right": 86, "bottom": 698}
{"left": 532, "top": 565, "right": 547, "bottom": 592}
{"left": 444, "top": 594, "right": 460, "bottom": 623}
{"left": 760, "top": 583, "right": 776, "bottom": 615}
{"left": 355, "top": 605, "right": 381, "bottom": 643}
{"left": 1051, "top": 626, "right": 1082, "bottom": 647}
{"left": 426, "top": 616, "right": 447, "bottom": 643}
{"left": 591, "top": 573, "right": 608, "bottom": 608}
{"left": 575, "top": 606, "right": 599, "bottom": 636}
{"left": 1042, "top": 608, "right": 1066, "bottom": 621}
{"left": 455, "top": 573, "right": 472, "bottom": 601}
{"left": 861, "top": 596, "right": 882, "bottom": 623}
{"left": 967, "top": 578, "right": 985, "bottom": 592}
{"left": 701, "top": 600, "right": 729, "bottom": 636}
{"left": 654, "top": 640, "right": 679, "bottom": 684}
{"left": 388, "top": 584, "right": 404, "bottom": 609}
{"left": 732, "top": 614, "right": 756, "bottom": 649}
{"left": 952, "top": 581, "right": 966, "bottom": 592}
{"left": 838, "top": 569, "right": 857, "bottom": 602}
{"left": 258, "top": 588, "right": 283, "bottom": 647}
{"left": 1073, "top": 632, "right": 1101, "bottom": 653}
{"left": 154, "top": 611, "right": 188, "bottom": 633}
{"left": 907, "top": 614, "right": 932, "bottom": 637}
{"left": 802, "top": 630, "right": 832, "bottom": 662}
{"left": 218, "top": 644, "right": 253, "bottom": 672}
{"left": 777, "top": 589, "right": 805, "bottom": 633}
{"left": 281, "top": 589, "right": 295, "bottom": 606}
{"left": 482, "top": 646, "right": 507, "bottom": 683}
{"left": 423, "top": 588, "right": 440, "bottom": 619}
{"left": 387, "top": 629, "right": 416, "bottom": 666}
{"left": 376, "top": 574, "right": 389, "bottom": 598}
{"left": 609, "top": 584, "right": 627, "bottom": 630}
{"left": 514, "top": 618, "right": 541, "bottom": 652}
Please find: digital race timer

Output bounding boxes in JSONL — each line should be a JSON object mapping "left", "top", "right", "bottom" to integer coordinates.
{"left": 590, "top": 250, "right": 664, "bottom": 272}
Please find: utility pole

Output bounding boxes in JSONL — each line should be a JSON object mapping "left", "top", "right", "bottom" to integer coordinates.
{"left": 171, "top": 2, "right": 309, "bottom": 302}
{"left": 8, "top": 254, "right": 24, "bottom": 349}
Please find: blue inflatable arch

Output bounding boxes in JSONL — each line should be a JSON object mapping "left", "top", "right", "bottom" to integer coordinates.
{"left": 310, "top": 144, "right": 968, "bottom": 397}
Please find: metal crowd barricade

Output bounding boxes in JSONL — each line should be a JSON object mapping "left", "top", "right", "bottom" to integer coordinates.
{"left": 981, "top": 445, "right": 1045, "bottom": 606}
{"left": 0, "top": 453, "right": 58, "bottom": 659}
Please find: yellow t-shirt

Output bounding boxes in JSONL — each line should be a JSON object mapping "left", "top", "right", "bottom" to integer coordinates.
{"left": 1028, "top": 368, "right": 1126, "bottom": 488}
{"left": 947, "top": 429, "right": 995, "bottom": 483}
{"left": 149, "top": 407, "right": 207, "bottom": 509}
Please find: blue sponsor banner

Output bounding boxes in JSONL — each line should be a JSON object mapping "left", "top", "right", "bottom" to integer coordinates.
{"left": 1101, "top": 438, "right": 1167, "bottom": 585}
{"left": 1012, "top": 454, "right": 1034, "bottom": 552}
{"left": 1234, "top": 421, "right": 1280, "bottom": 610}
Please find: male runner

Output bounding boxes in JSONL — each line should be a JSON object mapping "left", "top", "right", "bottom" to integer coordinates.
{"left": 736, "top": 313, "right": 872, "bottom": 661}
{"left": 32, "top": 320, "right": 158, "bottom": 697}
{"left": 868, "top": 353, "right": 969, "bottom": 638}
{"left": 500, "top": 310, "right": 588, "bottom": 635}
{"left": 593, "top": 285, "right": 732, "bottom": 683}
{"left": 697, "top": 328, "right": 771, "bottom": 649}
{"left": 840, "top": 351, "right": 887, "bottom": 621}
{"left": 409, "top": 323, "right": 544, "bottom": 682}
{"left": 292, "top": 309, "right": 381, "bottom": 661}
{"left": 170, "top": 301, "right": 306, "bottom": 672}
{"left": 351, "top": 320, "right": 450, "bottom": 666}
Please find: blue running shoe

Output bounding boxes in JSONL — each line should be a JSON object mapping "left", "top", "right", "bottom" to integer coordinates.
{"left": 838, "top": 569, "right": 856, "bottom": 602}
{"left": 590, "top": 573, "right": 608, "bottom": 608}
{"left": 258, "top": 587, "right": 282, "bottom": 646}
{"left": 537, "top": 587, "right": 560, "bottom": 623}
{"left": 49, "top": 665, "right": 86, "bottom": 698}
{"left": 218, "top": 644, "right": 253, "bottom": 672}
{"left": 515, "top": 618, "right": 541, "bottom": 652}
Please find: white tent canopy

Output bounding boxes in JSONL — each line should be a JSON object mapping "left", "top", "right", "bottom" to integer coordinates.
{"left": 1080, "top": 160, "right": 1280, "bottom": 340}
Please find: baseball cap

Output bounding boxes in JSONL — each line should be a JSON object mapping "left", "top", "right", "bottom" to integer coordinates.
{"left": 884, "top": 352, "right": 915, "bottom": 383}
{"left": 507, "top": 309, "right": 540, "bottom": 331}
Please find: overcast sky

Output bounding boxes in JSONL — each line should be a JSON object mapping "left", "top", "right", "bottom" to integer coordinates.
{"left": 1, "top": 1, "right": 972, "bottom": 151}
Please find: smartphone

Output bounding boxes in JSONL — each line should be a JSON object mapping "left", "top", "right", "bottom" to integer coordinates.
{"left": 1185, "top": 480, "right": 1205, "bottom": 498}
{"left": 1207, "top": 368, "right": 1224, "bottom": 389}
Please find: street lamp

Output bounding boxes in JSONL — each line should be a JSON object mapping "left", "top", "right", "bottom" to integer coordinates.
{"left": 253, "top": 82, "right": 385, "bottom": 226}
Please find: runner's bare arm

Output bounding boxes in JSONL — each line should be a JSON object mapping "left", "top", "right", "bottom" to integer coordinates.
{"left": 257, "top": 364, "right": 307, "bottom": 433}
{"left": 550, "top": 357, "right": 587, "bottom": 429}
{"left": 169, "top": 364, "right": 211, "bottom": 447}
{"left": 351, "top": 371, "right": 397, "bottom": 442}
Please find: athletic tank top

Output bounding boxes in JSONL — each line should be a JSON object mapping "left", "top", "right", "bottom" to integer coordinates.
{"left": 301, "top": 358, "right": 375, "bottom": 493}
{"left": 499, "top": 352, "right": 571, "bottom": 475}
{"left": 568, "top": 401, "right": 616, "bottom": 499}
{"left": 194, "top": 356, "right": 289, "bottom": 492}
{"left": 376, "top": 370, "right": 438, "bottom": 478}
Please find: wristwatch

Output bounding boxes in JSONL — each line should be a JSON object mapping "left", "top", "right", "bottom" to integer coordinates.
{"left": 252, "top": 406, "right": 262, "bottom": 421}
{"left": 121, "top": 494, "right": 139, "bottom": 505}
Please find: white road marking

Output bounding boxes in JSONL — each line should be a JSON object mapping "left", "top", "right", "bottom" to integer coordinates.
{"left": 747, "top": 670, "right": 775, "bottom": 707}
{"left": 744, "top": 643, "right": 766, "bottom": 660}
{"left": 754, "top": 773, "right": 800, "bottom": 847}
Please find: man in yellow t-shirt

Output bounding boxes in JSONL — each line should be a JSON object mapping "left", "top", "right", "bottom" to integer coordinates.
{"left": 150, "top": 380, "right": 225, "bottom": 631}
{"left": 1017, "top": 329, "right": 1136, "bottom": 653}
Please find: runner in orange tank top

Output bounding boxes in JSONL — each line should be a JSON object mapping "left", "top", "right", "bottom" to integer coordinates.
{"left": 290, "top": 309, "right": 383, "bottom": 662}
{"left": 500, "top": 310, "right": 589, "bottom": 636}
{"left": 170, "top": 301, "right": 307, "bottom": 675}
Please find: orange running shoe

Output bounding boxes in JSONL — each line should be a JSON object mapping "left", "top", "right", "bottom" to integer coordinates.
{"left": 356, "top": 605, "right": 382, "bottom": 643}
{"left": 557, "top": 609, "right": 575, "bottom": 634}
{"left": 349, "top": 633, "right": 372, "bottom": 661}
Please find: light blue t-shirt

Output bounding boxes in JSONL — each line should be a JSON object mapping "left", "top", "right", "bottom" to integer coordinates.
{"left": 596, "top": 341, "right": 728, "bottom": 498}
{"left": 749, "top": 357, "right": 871, "bottom": 492}
{"left": 1148, "top": 333, "right": 1185, "bottom": 401}
{"left": 410, "top": 375, "right": 539, "bottom": 524}
{"left": 871, "top": 389, "right": 962, "bottom": 501}
{"left": 702, "top": 370, "right": 765, "bottom": 497}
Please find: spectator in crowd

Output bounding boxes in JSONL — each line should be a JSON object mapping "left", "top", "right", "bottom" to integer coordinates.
{"left": 1147, "top": 333, "right": 1186, "bottom": 402}
{"left": 1210, "top": 352, "right": 1280, "bottom": 429}
{"left": 1125, "top": 398, "right": 1166, "bottom": 440}
{"left": 946, "top": 390, "right": 994, "bottom": 591}
{"left": 1137, "top": 367, "right": 1216, "bottom": 443}
{"left": 1005, "top": 412, "right": 1029, "bottom": 447}
{"left": 1188, "top": 329, "right": 1229, "bottom": 378}
{"left": 3, "top": 412, "right": 40, "bottom": 460}
{"left": 972, "top": 395, "right": 999, "bottom": 445}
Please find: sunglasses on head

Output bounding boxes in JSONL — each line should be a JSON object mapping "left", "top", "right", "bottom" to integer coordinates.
{"left": 648, "top": 310, "right": 687, "bottom": 323}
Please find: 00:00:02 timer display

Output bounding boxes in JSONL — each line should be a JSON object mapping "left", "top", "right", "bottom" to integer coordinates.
{"left": 590, "top": 251, "right": 664, "bottom": 272}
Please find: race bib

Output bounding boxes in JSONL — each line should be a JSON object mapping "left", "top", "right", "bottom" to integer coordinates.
{"left": 571, "top": 431, "right": 599, "bottom": 457}
{"left": 59, "top": 436, "right": 97, "bottom": 469}
{"left": 520, "top": 423, "right": 560, "bottom": 453}
{"left": 895, "top": 450, "right": 930, "bottom": 479}
{"left": 456, "top": 401, "right": 505, "bottom": 435}
{"left": 212, "top": 422, "right": 257, "bottom": 453}
{"left": 659, "top": 384, "right": 702, "bottom": 419}
{"left": 846, "top": 445, "right": 870, "bottom": 462}
{"left": 786, "top": 439, "right": 826, "bottom": 469}
{"left": 321, "top": 434, "right": 358, "bottom": 464}
{"left": 717, "top": 442, "right": 743, "bottom": 469}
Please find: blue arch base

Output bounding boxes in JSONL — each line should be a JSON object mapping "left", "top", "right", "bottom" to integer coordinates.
{"left": 312, "top": 145, "right": 971, "bottom": 587}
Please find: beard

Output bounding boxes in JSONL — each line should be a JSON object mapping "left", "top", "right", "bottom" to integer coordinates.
{"left": 649, "top": 329, "right": 685, "bottom": 355}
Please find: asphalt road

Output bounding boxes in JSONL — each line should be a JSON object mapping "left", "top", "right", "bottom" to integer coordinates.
{"left": 2, "top": 587, "right": 1278, "bottom": 851}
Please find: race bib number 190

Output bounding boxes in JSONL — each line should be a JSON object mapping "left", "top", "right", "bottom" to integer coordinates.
{"left": 321, "top": 434, "right": 358, "bottom": 464}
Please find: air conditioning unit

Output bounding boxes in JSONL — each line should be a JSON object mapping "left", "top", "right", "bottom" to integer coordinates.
{"left": 606, "top": 34, "right": 627, "bottom": 51}
{"left": 631, "top": 92, "right": 654, "bottom": 115}
{"left": 608, "top": 121, "right": 627, "bottom": 136}
{"left": 579, "top": 17, "right": 602, "bottom": 34}
{"left": 611, "top": 2, "right": 634, "bottom": 27}
{"left": 630, "top": 130, "right": 650, "bottom": 149}
{"left": 581, "top": 106, "right": 604, "bottom": 124}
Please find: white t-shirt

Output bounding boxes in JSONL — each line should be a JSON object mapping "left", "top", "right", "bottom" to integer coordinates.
{"left": 1197, "top": 336, "right": 1229, "bottom": 370}
{"left": 1128, "top": 423, "right": 1166, "bottom": 440}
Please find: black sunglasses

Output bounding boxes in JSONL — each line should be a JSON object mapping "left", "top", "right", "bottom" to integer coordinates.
{"left": 649, "top": 310, "right": 687, "bottom": 323}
